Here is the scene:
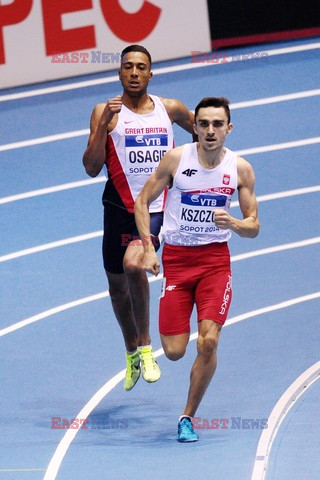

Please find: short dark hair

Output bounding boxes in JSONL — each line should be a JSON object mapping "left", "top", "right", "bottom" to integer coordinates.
{"left": 121, "top": 45, "right": 152, "bottom": 68}
{"left": 195, "top": 97, "right": 231, "bottom": 123}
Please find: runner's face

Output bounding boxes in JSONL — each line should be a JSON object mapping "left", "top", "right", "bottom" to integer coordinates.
{"left": 119, "top": 52, "right": 152, "bottom": 96}
{"left": 194, "top": 107, "right": 232, "bottom": 151}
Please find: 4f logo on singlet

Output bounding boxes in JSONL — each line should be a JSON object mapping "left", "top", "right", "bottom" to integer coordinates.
{"left": 182, "top": 169, "right": 198, "bottom": 177}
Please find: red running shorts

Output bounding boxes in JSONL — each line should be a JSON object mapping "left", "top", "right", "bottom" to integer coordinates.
{"left": 159, "top": 242, "right": 232, "bottom": 336}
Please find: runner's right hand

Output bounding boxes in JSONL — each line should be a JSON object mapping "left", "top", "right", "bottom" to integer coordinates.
{"left": 103, "top": 95, "right": 122, "bottom": 125}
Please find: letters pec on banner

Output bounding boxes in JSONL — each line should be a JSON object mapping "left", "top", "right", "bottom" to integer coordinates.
{"left": 0, "top": 0, "right": 211, "bottom": 89}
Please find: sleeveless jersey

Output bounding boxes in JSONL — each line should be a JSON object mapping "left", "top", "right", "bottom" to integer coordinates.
{"left": 162, "top": 142, "right": 238, "bottom": 246}
{"left": 103, "top": 94, "right": 174, "bottom": 213}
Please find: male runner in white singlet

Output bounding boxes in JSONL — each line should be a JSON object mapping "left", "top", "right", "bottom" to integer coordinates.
{"left": 82, "top": 45, "right": 194, "bottom": 391}
{"left": 135, "top": 97, "right": 260, "bottom": 442}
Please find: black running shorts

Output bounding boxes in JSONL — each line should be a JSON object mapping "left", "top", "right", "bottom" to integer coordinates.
{"left": 103, "top": 202, "right": 163, "bottom": 274}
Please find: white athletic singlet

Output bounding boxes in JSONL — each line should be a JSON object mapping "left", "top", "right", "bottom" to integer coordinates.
{"left": 162, "top": 142, "right": 238, "bottom": 246}
{"left": 104, "top": 94, "right": 174, "bottom": 213}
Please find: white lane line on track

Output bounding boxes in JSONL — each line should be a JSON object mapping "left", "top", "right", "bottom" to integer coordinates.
{"left": 1, "top": 240, "right": 319, "bottom": 337}
{"left": 237, "top": 136, "right": 320, "bottom": 156}
{"left": 231, "top": 185, "right": 320, "bottom": 208}
{"left": 1, "top": 188, "right": 319, "bottom": 263}
{"left": 1, "top": 42, "right": 319, "bottom": 102}
{"left": 1, "top": 90, "right": 319, "bottom": 152}
{"left": 243, "top": 185, "right": 320, "bottom": 203}
{"left": 0, "top": 129, "right": 89, "bottom": 152}
{"left": 0, "top": 136, "right": 319, "bottom": 204}
{"left": 231, "top": 89, "right": 320, "bottom": 109}
{"left": 251, "top": 361, "right": 320, "bottom": 480}
{"left": 42, "top": 291, "right": 320, "bottom": 480}
{"left": 231, "top": 236, "right": 320, "bottom": 262}
{"left": 0, "top": 177, "right": 106, "bottom": 204}
{"left": 0, "top": 231, "right": 103, "bottom": 262}
{"left": 0, "top": 291, "right": 109, "bottom": 337}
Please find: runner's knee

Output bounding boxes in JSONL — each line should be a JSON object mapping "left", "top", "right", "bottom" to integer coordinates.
{"left": 197, "top": 334, "right": 219, "bottom": 360}
{"left": 163, "top": 344, "right": 186, "bottom": 361}
{"left": 123, "top": 257, "right": 141, "bottom": 274}
{"left": 107, "top": 273, "right": 129, "bottom": 301}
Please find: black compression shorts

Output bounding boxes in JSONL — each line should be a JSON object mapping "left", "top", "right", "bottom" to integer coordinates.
{"left": 103, "top": 202, "right": 163, "bottom": 274}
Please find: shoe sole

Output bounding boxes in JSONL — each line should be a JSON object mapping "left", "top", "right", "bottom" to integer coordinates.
{"left": 124, "top": 370, "right": 140, "bottom": 391}
{"left": 141, "top": 373, "right": 161, "bottom": 383}
{"left": 177, "top": 437, "right": 199, "bottom": 442}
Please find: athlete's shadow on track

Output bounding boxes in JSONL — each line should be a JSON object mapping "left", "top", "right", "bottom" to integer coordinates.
{"left": 82, "top": 404, "right": 228, "bottom": 447}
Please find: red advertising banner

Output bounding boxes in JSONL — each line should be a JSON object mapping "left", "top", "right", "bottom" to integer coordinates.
{"left": 0, "top": 0, "right": 211, "bottom": 89}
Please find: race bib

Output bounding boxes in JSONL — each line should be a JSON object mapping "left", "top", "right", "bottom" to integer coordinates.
{"left": 125, "top": 134, "right": 168, "bottom": 175}
{"left": 179, "top": 192, "right": 227, "bottom": 234}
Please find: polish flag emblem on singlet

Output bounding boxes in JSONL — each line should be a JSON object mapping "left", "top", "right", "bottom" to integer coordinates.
{"left": 223, "top": 174, "right": 230, "bottom": 185}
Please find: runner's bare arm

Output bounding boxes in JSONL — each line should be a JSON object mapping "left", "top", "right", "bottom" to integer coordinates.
{"left": 82, "top": 96, "right": 122, "bottom": 177}
{"left": 214, "top": 156, "right": 259, "bottom": 238}
{"left": 135, "top": 148, "right": 181, "bottom": 274}
{"left": 161, "top": 98, "right": 195, "bottom": 136}
{"left": 135, "top": 148, "right": 180, "bottom": 244}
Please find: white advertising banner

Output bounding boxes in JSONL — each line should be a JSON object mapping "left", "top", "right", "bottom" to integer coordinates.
{"left": 0, "top": 0, "right": 211, "bottom": 89}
